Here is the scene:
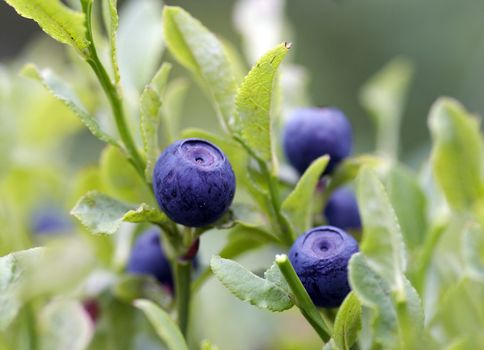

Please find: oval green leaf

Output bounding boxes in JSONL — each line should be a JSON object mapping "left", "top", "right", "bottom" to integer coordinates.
{"left": 210, "top": 255, "right": 294, "bottom": 312}
{"left": 163, "top": 6, "right": 236, "bottom": 131}
{"left": 134, "top": 299, "right": 189, "bottom": 350}
{"left": 234, "top": 42, "right": 291, "bottom": 164}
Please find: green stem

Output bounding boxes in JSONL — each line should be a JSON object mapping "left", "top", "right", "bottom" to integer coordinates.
{"left": 174, "top": 260, "right": 192, "bottom": 337}
{"left": 160, "top": 108, "right": 174, "bottom": 148}
{"left": 82, "top": 1, "right": 145, "bottom": 175}
{"left": 25, "top": 303, "right": 37, "bottom": 350}
{"left": 276, "top": 254, "right": 331, "bottom": 343}
{"left": 413, "top": 223, "right": 446, "bottom": 294}
{"left": 262, "top": 163, "right": 294, "bottom": 246}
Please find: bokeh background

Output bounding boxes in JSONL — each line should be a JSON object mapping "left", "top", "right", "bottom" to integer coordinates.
{"left": 2, "top": 0, "right": 484, "bottom": 164}
{"left": 1, "top": 1, "right": 483, "bottom": 349}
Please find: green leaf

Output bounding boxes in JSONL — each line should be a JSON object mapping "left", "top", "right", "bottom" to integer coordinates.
{"left": 0, "top": 248, "right": 44, "bottom": 330}
{"left": 282, "top": 155, "right": 329, "bottom": 235}
{"left": 264, "top": 263, "right": 291, "bottom": 294}
{"left": 192, "top": 224, "right": 276, "bottom": 292}
{"left": 149, "top": 63, "right": 172, "bottom": 95}
{"left": 100, "top": 145, "right": 152, "bottom": 203}
{"left": 349, "top": 254, "right": 424, "bottom": 349}
{"left": 163, "top": 6, "right": 237, "bottom": 131}
{"left": 200, "top": 340, "right": 220, "bottom": 350}
{"left": 140, "top": 63, "right": 172, "bottom": 182}
{"left": 400, "top": 277, "right": 425, "bottom": 339}
{"left": 385, "top": 165, "right": 427, "bottom": 249}
{"left": 134, "top": 299, "right": 189, "bottom": 350}
{"left": 123, "top": 203, "right": 169, "bottom": 224}
{"left": 102, "top": 0, "right": 120, "bottom": 84}
{"left": 38, "top": 299, "right": 93, "bottom": 350}
{"left": 462, "top": 224, "right": 484, "bottom": 281}
{"left": 234, "top": 42, "right": 291, "bottom": 163}
{"left": 21, "top": 64, "right": 118, "bottom": 147}
{"left": 360, "top": 57, "right": 414, "bottom": 159}
{"left": 429, "top": 97, "right": 483, "bottom": 211}
{"left": 357, "top": 168, "right": 407, "bottom": 295}
{"left": 326, "top": 155, "right": 384, "bottom": 193}
{"left": 4, "top": 0, "right": 89, "bottom": 56}
{"left": 70, "top": 191, "right": 166, "bottom": 235}
{"left": 431, "top": 278, "right": 484, "bottom": 349}
{"left": 333, "top": 292, "right": 362, "bottom": 350}
{"left": 210, "top": 256, "right": 294, "bottom": 312}
{"left": 118, "top": 0, "right": 164, "bottom": 90}
{"left": 349, "top": 253, "right": 397, "bottom": 348}
{"left": 104, "top": 297, "right": 136, "bottom": 350}
{"left": 164, "top": 78, "right": 190, "bottom": 135}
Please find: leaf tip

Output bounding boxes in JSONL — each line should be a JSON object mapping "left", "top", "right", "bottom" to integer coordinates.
{"left": 20, "top": 63, "right": 40, "bottom": 80}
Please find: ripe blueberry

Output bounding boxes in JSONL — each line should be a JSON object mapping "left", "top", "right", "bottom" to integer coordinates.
{"left": 282, "top": 107, "right": 352, "bottom": 175}
{"left": 288, "top": 226, "right": 359, "bottom": 308}
{"left": 324, "top": 187, "right": 362, "bottom": 231}
{"left": 126, "top": 229, "right": 173, "bottom": 286}
{"left": 153, "top": 138, "right": 236, "bottom": 227}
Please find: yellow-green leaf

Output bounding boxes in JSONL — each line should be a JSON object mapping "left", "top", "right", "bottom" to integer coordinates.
{"left": 210, "top": 255, "right": 294, "bottom": 312}
{"left": 134, "top": 299, "right": 189, "bottom": 350}
{"left": 333, "top": 292, "right": 362, "bottom": 350}
{"left": 360, "top": 57, "right": 414, "bottom": 159}
{"left": 140, "top": 63, "right": 172, "bottom": 182}
{"left": 70, "top": 191, "right": 166, "bottom": 235}
{"left": 163, "top": 6, "right": 236, "bottom": 131}
{"left": 4, "top": 0, "right": 89, "bottom": 55}
{"left": 21, "top": 64, "right": 118, "bottom": 147}
{"left": 235, "top": 42, "right": 291, "bottom": 164}
{"left": 281, "top": 155, "right": 329, "bottom": 235}
{"left": 429, "top": 97, "right": 483, "bottom": 212}
{"left": 357, "top": 168, "right": 407, "bottom": 295}
{"left": 102, "top": 0, "right": 120, "bottom": 84}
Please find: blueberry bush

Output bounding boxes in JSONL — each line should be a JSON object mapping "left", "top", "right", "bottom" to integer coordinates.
{"left": 1, "top": 0, "right": 483, "bottom": 349}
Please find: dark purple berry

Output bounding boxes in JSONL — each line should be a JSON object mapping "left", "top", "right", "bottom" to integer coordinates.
{"left": 283, "top": 107, "right": 352, "bottom": 175}
{"left": 288, "top": 226, "right": 359, "bottom": 308}
{"left": 31, "top": 207, "right": 72, "bottom": 234}
{"left": 324, "top": 187, "right": 362, "bottom": 231}
{"left": 153, "top": 138, "right": 236, "bottom": 227}
{"left": 126, "top": 229, "right": 173, "bottom": 286}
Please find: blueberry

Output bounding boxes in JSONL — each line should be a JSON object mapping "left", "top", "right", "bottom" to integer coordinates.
{"left": 283, "top": 107, "right": 352, "bottom": 175}
{"left": 288, "top": 226, "right": 359, "bottom": 308}
{"left": 153, "top": 138, "right": 236, "bottom": 227}
{"left": 126, "top": 229, "right": 173, "bottom": 286}
{"left": 31, "top": 208, "right": 72, "bottom": 234}
{"left": 324, "top": 187, "right": 362, "bottom": 231}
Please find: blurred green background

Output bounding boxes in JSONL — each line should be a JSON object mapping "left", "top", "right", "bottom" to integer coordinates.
{"left": 2, "top": 0, "right": 484, "bottom": 165}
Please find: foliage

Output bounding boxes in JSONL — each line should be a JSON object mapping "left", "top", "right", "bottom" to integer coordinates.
{"left": 0, "top": 0, "right": 483, "bottom": 349}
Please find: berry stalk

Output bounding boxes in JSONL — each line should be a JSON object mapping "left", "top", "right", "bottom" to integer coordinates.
{"left": 262, "top": 163, "right": 294, "bottom": 246}
{"left": 81, "top": 0, "right": 145, "bottom": 177}
{"left": 275, "top": 254, "right": 331, "bottom": 343}
{"left": 174, "top": 260, "right": 192, "bottom": 337}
